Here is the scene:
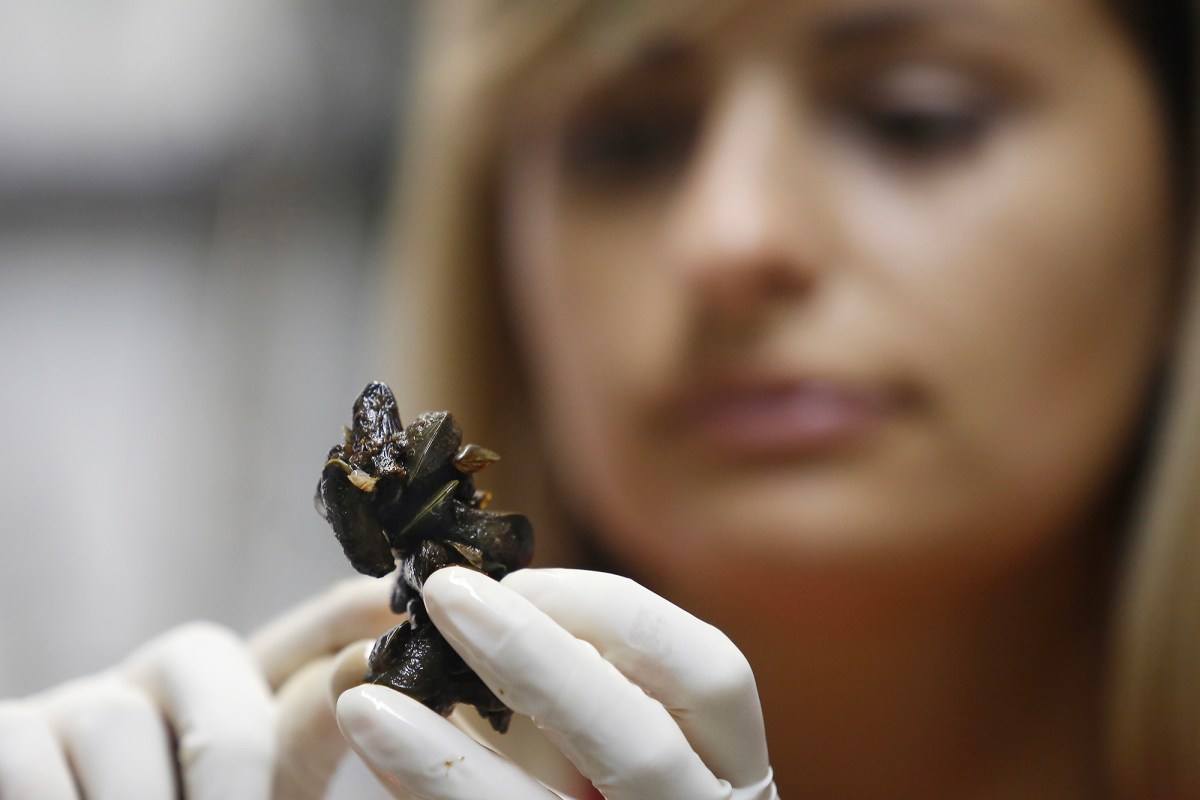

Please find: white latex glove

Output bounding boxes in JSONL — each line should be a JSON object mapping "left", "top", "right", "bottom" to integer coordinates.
{"left": 0, "top": 576, "right": 396, "bottom": 800}
{"left": 250, "top": 575, "right": 396, "bottom": 800}
{"left": 335, "top": 567, "right": 779, "bottom": 800}
{"left": 0, "top": 621, "right": 275, "bottom": 800}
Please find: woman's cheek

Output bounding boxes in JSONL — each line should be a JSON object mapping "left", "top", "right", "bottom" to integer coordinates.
{"left": 529, "top": 222, "right": 681, "bottom": 492}
{"left": 889, "top": 155, "right": 1167, "bottom": 556}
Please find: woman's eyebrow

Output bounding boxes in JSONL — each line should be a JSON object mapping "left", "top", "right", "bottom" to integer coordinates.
{"left": 813, "top": 4, "right": 1041, "bottom": 49}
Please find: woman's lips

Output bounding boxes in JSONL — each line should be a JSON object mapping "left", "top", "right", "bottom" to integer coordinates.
{"left": 671, "top": 377, "right": 900, "bottom": 459}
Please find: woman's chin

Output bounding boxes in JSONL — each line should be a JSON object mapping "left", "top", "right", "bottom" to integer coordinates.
{"left": 599, "top": 473, "right": 1038, "bottom": 597}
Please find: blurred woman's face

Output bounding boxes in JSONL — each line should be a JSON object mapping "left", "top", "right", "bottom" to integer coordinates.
{"left": 499, "top": 0, "right": 1173, "bottom": 601}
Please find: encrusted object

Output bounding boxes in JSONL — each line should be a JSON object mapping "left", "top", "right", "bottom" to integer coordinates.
{"left": 315, "top": 381, "right": 534, "bottom": 732}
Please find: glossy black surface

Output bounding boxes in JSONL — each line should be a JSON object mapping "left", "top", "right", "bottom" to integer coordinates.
{"left": 315, "top": 381, "right": 533, "bottom": 732}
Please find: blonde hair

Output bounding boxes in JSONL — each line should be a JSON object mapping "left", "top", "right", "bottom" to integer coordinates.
{"left": 382, "top": 1, "right": 1200, "bottom": 795}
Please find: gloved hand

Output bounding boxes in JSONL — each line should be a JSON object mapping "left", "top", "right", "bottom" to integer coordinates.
{"left": 250, "top": 575, "right": 398, "bottom": 800}
{"left": 0, "top": 576, "right": 396, "bottom": 800}
{"left": 334, "top": 567, "right": 779, "bottom": 800}
{"left": 0, "top": 621, "right": 276, "bottom": 800}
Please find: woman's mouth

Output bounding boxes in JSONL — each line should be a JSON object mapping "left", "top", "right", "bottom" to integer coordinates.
{"left": 670, "top": 376, "right": 904, "bottom": 460}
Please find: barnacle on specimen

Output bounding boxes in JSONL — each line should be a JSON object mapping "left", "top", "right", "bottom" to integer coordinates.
{"left": 315, "top": 381, "right": 533, "bottom": 733}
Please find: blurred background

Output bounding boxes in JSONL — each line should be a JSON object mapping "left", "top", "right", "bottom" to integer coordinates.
{"left": 0, "top": 1, "right": 413, "bottom": 694}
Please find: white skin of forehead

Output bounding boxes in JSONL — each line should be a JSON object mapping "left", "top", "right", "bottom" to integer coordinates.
{"left": 499, "top": 0, "right": 1173, "bottom": 794}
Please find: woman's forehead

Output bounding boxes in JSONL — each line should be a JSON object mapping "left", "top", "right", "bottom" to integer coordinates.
{"left": 513, "top": 0, "right": 1099, "bottom": 79}
{"left": 498, "top": 0, "right": 1102, "bottom": 120}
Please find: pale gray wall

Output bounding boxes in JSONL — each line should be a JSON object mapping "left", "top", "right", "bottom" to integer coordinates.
{"left": 0, "top": 0, "right": 414, "bottom": 697}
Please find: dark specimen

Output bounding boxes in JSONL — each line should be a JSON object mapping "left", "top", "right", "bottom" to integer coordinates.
{"left": 314, "top": 381, "right": 534, "bottom": 732}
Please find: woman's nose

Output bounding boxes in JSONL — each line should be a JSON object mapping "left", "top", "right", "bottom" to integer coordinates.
{"left": 667, "top": 62, "right": 826, "bottom": 323}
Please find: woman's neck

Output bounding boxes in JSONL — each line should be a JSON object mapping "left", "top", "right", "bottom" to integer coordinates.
{"left": 659, "top": 531, "right": 1112, "bottom": 800}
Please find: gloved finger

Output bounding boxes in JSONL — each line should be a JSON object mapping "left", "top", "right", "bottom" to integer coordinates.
{"left": 326, "top": 639, "right": 578, "bottom": 797}
{"left": 501, "top": 569, "right": 770, "bottom": 790}
{"left": 121, "top": 621, "right": 276, "bottom": 800}
{"left": 423, "top": 567, "right": 729, "bottom": 800}
{"left": 336, "top": 683, "right": 566, "bottom": 800}
{"left": 39, "top": 676, "right": 175, "bottom": 800}
{"left": 272, "top": 656, "right": 344, "bottom": 800}
{"left": 0, "top": 701, "right": 78, "bottom": 800}
{"left": 250, "top": 576, "right": 395, "bottom": 691}
{"left": 271, "top": 638, "right": 379, "bottom": 800}
{"left": 328, "top": 638, "right": 374, "bottom": 700}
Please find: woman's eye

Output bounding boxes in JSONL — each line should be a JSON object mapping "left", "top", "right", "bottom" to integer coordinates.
{"left": 841, "top": 64, "right": 1001, "bottom": 164}
{"left": 559, "top": 105, "right": 700, "bottom": 186}
{"left": 859, "top": 103, "right": 989, "bottom": 159}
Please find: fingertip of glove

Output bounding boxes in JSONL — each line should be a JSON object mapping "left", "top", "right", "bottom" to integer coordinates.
{"left": 336, "top": 685, "right": 420, "bottom": 760}
{"left": 423, "top": 567, "right": 516, "bottom": 624}
{"left": 336, "top": 686, "right": 391, "bottom": 771}
{"left": 337, "top": 685, "right": 479, "bottom": 784}
{"left": 334, "top": 684, "right": 378, "bottom": 730}
{"left": 327, "top": 640, "right": 374, "bottom": 707}
{"left": 424, "top": 565, "right": 490, "bottom": 602}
